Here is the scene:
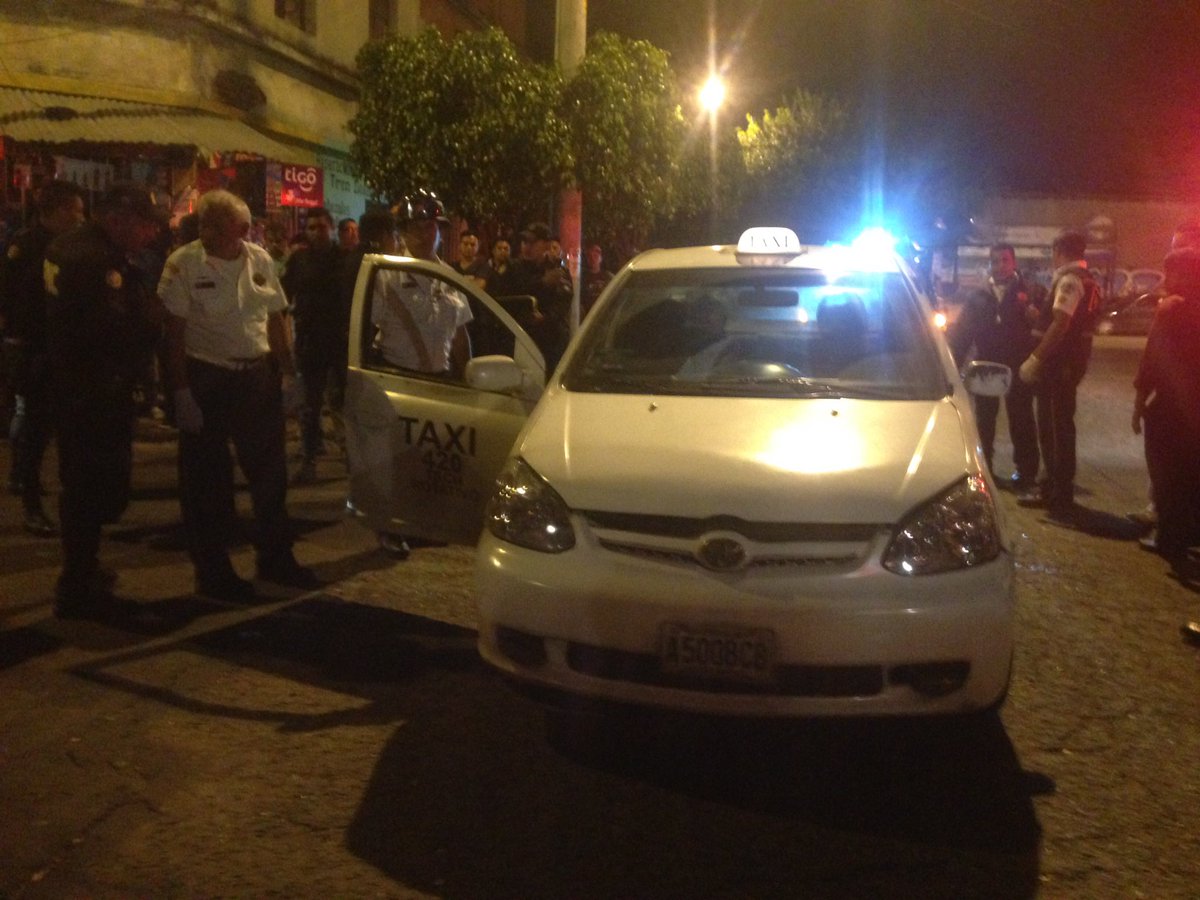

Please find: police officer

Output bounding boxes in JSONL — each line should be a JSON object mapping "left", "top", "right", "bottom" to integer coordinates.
{"left": 947, "top": 243, "right": 1046, "bottom": 490}
{"left": 43, "top": 184, "right": 165, "bottom": 620}
{"left": 510, "top": 221, "right": 572, "bottom": 374}
{"left": 372, "top": 191, "right": 473, "bottom": 377}
{"left": 1017, "top": 230, "right": 1102, "bottom": 519}
{"left": 159, "top": 189, "right": 317, "bottom": 602}
{"left": 0, "top": 180, "right": 85, "bottom": 535}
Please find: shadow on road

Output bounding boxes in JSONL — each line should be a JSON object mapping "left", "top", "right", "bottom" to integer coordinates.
{"left": 64, "top": 598, "right": 481, "bottom": 731}
{"left": 1039, "top": 504, "right": 1146, "bottom": 540}
{"left": 346, "top": 682, "right": 1046, "bottom": 899}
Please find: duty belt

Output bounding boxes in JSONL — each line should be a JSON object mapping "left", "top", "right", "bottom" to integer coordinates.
{"left": 189, "top": 354, "right": 269, "bottom": 372}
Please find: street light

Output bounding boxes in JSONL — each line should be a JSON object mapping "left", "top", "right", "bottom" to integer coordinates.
{"left": 699, "top": 74, "right": 725, "bottom": 241}
{"left": 698, "top": 75, "right": 726, "bottom": 115}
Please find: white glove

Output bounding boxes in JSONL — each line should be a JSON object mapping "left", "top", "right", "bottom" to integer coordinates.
{"left": 281, "top": 374, "right": 303, "bottom": 415}
{"left": 1018, "top": 355, "right": 1042, "bottom": 385}
{"left": 173, "top": 387, "right": 204, "bottom": 434}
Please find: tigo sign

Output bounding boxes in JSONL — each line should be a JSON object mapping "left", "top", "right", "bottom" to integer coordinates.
{"left": 281, "top": 165, "right": 324, "bottom": 208}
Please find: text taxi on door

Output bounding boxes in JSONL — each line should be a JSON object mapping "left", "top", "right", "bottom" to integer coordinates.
{"left": 344, "top": 227, "right": 1016, "bottom": 719}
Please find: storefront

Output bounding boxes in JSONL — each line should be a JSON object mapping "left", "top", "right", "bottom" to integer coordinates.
{"left": 0, "top": 85, "right": 371, "bottom": 241}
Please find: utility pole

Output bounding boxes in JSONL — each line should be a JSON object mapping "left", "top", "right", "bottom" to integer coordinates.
{"left": 557, "top": 0, "right": 586, "bottom": 332}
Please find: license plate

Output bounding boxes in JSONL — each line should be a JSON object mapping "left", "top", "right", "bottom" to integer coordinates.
{"left": 659, "top": 623, "right": 777, "bottom": 683}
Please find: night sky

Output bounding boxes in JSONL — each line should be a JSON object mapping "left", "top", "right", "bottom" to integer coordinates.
{"left": 588, "top": 0, "right": 1200, "bottom": 200}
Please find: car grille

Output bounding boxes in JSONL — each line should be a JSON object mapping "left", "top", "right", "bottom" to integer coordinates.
{"left": 583, "top": 510, "right": 879, "bottom": 570}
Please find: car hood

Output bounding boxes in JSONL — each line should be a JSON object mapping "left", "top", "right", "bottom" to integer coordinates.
{"left": 518, "top": 391, "right": 976, "bottom": 523}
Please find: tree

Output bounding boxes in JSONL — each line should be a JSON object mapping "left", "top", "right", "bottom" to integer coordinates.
{"left": 560, "top": 32, "right": 687, "bottom": 245}
{"left": 736, "top": 89, "right": 856, "bottom": 240}
{"left": 349, "top": 27, "right": 570, "bottom": 230}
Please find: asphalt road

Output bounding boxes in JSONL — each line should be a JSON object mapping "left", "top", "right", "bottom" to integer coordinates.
{"left": 1, "top": 335, "right": 1197, "bottom": 899}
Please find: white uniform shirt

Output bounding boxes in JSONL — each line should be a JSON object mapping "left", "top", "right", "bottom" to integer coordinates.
{"left": 1050, "top": 259, "right": 1087, "bottom": 318}
{"left": 371, "top": 268, "right": 473, "bottom": 372}
{"left": 158, "top": 239, "right": 288, "bottom": 365}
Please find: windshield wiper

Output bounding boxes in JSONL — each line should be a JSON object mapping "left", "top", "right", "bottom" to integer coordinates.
{"left": 573, "top": 372, "right": 670, "bottom": 393}
{"left": 699, "top": 376, "right": 844, "bottom": 397}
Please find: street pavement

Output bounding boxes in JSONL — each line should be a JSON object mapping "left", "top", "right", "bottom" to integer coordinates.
{"left": 1, "top": 336, "right": 1198, "bottom": 899}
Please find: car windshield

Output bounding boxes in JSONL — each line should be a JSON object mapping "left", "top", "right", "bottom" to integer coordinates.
{"left": 563, "top": 267, "right": 948, "bottom": 399}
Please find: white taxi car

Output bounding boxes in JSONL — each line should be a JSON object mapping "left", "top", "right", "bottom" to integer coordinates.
{"left": 344, "top": 227, "right": 1014, "bottom": 718}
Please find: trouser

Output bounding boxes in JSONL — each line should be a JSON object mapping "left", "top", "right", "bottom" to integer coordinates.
{"left": 1035, "top": 357, "right": 1088, "bottom": 508}
{"left": 973, "top": 375, "right": 1038, "bottom": 480}
{"left": 56, "top": 399, "right": 134, "bottom": 588}
{"left": 9, "top": 350, "right": 54, "bottom": 509}
{"left": 179, "top": 357, "right": 292, "bottom": 579}
{"left": 297, "top": 355, "right": 346, "bottom": 463}
{"left": 1144, "top": 405, "right": 1200, "bottom": 558}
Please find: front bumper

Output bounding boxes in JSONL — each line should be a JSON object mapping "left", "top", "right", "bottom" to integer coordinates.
{"left": 475, "top": 529, "right": 1015, "bottom": 718}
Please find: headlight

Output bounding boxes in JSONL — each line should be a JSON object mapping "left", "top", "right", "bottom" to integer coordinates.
{"left": 484, "top": 457, "right": 575, "bottom": 553}
{"left": 882, "top": 475, "right": 1001, "bottom": 575}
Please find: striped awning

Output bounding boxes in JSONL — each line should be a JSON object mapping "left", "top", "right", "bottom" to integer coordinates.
{"left": 0, "top": 86, "right": 317, "bottom": 164}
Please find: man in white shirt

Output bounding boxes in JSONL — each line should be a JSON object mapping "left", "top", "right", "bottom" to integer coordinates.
{"left": 159, "top": 189, "right": 317, "bottom": 600}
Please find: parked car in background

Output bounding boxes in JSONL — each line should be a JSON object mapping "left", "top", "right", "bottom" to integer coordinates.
{"left": 1095, "top": 291, "right": 1161, "bottom": 335}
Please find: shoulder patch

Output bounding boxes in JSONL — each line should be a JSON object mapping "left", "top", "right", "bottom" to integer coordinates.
{"left": 106, "top": 270, "right": 123, "bottom": 290}
{"left": 43, "top": 260, "right": 60, "bottom": 296}
{"left": 6, "top": 244, "right": 19, "bottom": 260}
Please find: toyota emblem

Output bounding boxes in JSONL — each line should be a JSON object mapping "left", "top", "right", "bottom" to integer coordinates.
{"left": 697, "top": 536, "right": 748, "bottom": 571}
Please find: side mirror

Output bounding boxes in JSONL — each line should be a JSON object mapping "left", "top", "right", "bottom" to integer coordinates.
{"left": 963, "top": 360, "right": 1012, "bottom": 397}
{"left": 466, "top": 354, "right": 525, "bottom": 394}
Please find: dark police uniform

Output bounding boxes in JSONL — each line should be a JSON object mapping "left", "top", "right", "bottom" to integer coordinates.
{"left": 43, "top": 222, "right": 160, "bottom": 603}
{"left": 0, "top": 223, "right": 56, "bottom": 511}
{"left": 509, "top": 256, "right": 572, "bottom": 374}
{"left": 1034, "top": 262, "right": 1101, "bottom": 511}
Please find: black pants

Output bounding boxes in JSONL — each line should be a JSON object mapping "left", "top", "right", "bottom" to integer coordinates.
{"left": 179, "top": 357, "right": 292, "bottom": 580}
{"left": 297, "top": 349, "right": 346, "bottom": 464}
{"left": 973, "top": 375, "right": 1039, "bottom": 480}
{"left": 9, "top": 349, "right": 54, "bottom": 508}
{"left": 1035, "top": 356, "right": 1088, "bottom": 508}
{"left": 1144, "top": 403, "right": 1200, "bottom": 558}
{"left": 56, "top": 396, "right": 134, "bottom": 588}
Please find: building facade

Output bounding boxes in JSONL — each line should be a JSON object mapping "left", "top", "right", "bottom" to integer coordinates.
{"left": 0, "top": 0, "right": 538, "bottom": 237}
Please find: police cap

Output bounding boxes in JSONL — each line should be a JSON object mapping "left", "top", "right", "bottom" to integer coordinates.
{"left": 396, "top": 189, "right": 449, "bottom": 225}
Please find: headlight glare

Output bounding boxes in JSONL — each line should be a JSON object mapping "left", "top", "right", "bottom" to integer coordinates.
{"left": 484, "top": 458, "right": 575, "bottom": 552}
{"left": 882, "top": 475, "right": 1001, "bottom": 575}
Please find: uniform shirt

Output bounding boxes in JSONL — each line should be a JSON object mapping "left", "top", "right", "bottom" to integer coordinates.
{"left": 43, "top": 221, "right": 160, "bottom": 403}
{"left": 158, "top": 239, "right": 287, "bottom": 365}
{"left": 371, "top": 268, "right": 472, "bottom": 373}
{"left": 1050, "top": 259, "right": 1087, "bottom": 318}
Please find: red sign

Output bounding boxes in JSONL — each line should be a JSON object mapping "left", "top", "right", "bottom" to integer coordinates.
{"left": 280, "top": 165, "right": 324, "bottom": 208}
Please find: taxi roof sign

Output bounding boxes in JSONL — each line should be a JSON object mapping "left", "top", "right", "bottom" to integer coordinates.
{"left": 736, "top": 227, "right": 802, "bottom": 255}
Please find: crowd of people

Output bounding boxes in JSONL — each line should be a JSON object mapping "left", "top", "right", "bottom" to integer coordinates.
{"left": 0, "top": 180, "right": 622, "bottom": 623}
{"left": 4, "top": 178, "right": 1195, "bottom": 640}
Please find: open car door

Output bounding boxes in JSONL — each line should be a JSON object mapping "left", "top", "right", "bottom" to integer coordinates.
{"left": 343, "top": 255, "right": 545, "bottom": 546}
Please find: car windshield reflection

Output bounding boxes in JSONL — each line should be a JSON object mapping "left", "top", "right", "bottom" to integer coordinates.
{"left": 563, "top": 268, "right": 947, "bottom": 399}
